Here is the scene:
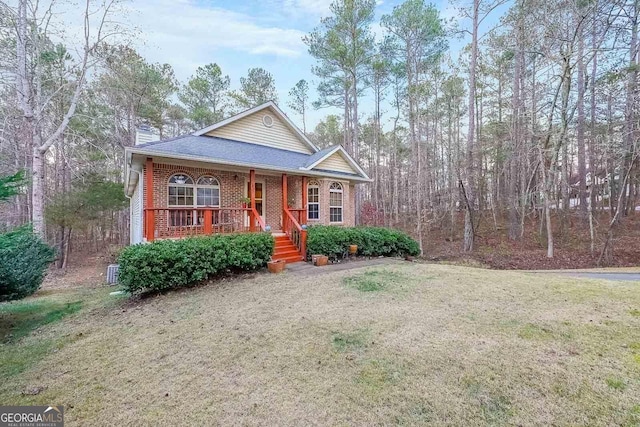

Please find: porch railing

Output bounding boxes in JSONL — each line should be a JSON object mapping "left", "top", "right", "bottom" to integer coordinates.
{"left": 283, "top": 207, "right": 307, "bottom": 259}
{"left": 287, "top": 208, "right": 306, "bottom": 225}
{"left": 144, "top": 207, "right": 264, "bottom": 240}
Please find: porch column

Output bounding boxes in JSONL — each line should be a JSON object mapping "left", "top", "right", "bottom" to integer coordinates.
{"left": 249, "top": 169, "right": 256, "bottom": 232}
{"left": 301, "top": 176, "right": 308, "bottom": 225}
{"left": 144, "top": 157, "right": 155, "bottom": 241}
{"left": 282, "top": 174, "right": 288, "bottom": 232}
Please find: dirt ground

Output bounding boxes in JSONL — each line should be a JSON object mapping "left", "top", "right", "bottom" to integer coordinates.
{"left": 417, "top": 211, "right": 640, "bottom": 270}
{"left": 2, "top": 261, "right": 640, "bottom": 426}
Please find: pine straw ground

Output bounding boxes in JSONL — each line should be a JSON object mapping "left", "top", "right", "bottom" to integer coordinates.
{"left": 1, "top": 261, "right": 640, "bottom": 426}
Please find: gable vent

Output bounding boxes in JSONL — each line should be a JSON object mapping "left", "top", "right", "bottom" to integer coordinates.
{"left": 262, "top": 114, "right": 274, "bottom": 128}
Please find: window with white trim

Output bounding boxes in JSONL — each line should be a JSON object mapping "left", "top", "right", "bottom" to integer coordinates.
{"left": 307, "top": 180, "right": 319, "bottom": 220}
{"left": 168, "top": 174, "right": 195, "bottom": 226}
{"left": 329, "top": 182, "right": 343, "bottom": 223}
{"left": 168, "top": 174, "right": 194, "bottom": 206}
{"left": 196, "top": 176, "right": 220, "bottom": 207}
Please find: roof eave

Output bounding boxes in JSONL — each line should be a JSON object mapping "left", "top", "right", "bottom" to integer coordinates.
{"left": 302, "top": 145, "right": 371, "bottom": 181}
{"left": 127, "top": 147, "right": 371, "bottom": 183}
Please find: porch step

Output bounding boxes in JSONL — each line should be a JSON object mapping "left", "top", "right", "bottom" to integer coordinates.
{"left": 272, "top": 235, "right": 304, "bottom": 264}
{"left": 274, "top": 240, "right": 294, "bottom": 249}
{"left": 276, "top": 254, "right": 305, "bottom": 263}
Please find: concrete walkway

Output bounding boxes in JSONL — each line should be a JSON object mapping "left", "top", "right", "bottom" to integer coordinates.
{"left": 545, "top": 271, "right": 640, "bottom": 282}
{"left": 286, "top": 257, "right": 405, "bottom": 275}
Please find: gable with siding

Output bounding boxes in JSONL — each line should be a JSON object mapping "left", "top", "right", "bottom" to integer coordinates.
{"left": 313, "top": 151, "right": 359, "bottom": 175}
{"left": 204, "top": 110, "right": 314, "bottom": 154}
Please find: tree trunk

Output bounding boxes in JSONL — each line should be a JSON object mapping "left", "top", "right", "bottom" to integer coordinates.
{"left": 463, "top": 0, "right": 480, "bottom": 253}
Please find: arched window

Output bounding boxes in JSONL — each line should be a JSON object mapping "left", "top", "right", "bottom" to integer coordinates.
{"left": 168, "top": 174, "right": 195, "bottom": 226}
{"left": 168, "top": 174, "right": 194, "bottom": 206}
{"left": 329, "top": 182, "right": 343, "bottom": 223}
{"left": 307, "top": 180, "right": 320, "bottom": 220}
{"left": 196, "top": 176, "right": 220, "bottom": 207}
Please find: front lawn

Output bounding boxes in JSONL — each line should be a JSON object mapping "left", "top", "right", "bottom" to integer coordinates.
{"left": 1, "top": 262, "right": 640, "bottom": 425}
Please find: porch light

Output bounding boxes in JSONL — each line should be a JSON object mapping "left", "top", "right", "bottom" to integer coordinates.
{"left": 265, "top": 225, "right": 272, "bottom": 232}
{"left": 301, "top": 225, "right": 307, "bottom": 230}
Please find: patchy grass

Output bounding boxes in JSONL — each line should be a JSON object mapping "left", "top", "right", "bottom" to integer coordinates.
{"left": 332, "top": 329, "right": 368, "bottom": 353}
{"left": 342, "top": 268, "right": 416, "bottom": 293}
{"left": 0, "top": 262, "right": 639, "bottom": 426}
{"left": 517, "top": 323, "right": 554, "bottom": 340}
{"left": 1, "top": 300, "right": 82, "bottom": 342}
{"left": 630, "top": 309, "right": 640, "bottom": 317}
{"left": 0, "top": 286, "right": 121, "bottom": 380}
{"left": 606, "top": 377, "right": 626, "bottom": 391}
{"left": 356, "top": 359, "right": 401, "bottom": 394}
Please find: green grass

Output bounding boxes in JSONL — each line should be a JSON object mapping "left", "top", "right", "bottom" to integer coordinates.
{"left": 517, "top": 323, "right": 554, "bottom": 340}
{"left": 0, "top": 300, "right": 82, "bottom": 343}
{"left": 630, "top": 309, "right": 640, "bottom": 317}
{"left": 332, "top": 329, "right": 368, "bottom": 353}
{"left": 606, "top": 377, "right": 626, "bottom": 391}
{"left": 343, "top": 269, "right": 410, "bottom": 292}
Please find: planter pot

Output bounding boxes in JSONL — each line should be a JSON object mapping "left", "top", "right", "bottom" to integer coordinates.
{"left": 349, "top": 245, "right": 358, "bottom": 255}
{"left": 267, "top": 259, "right": 286, "bottom": 273}
{"left": 312, "top": 255, "right": 328, "bottom": 267}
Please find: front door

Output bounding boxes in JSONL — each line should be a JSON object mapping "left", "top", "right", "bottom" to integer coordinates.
{"left": 245, "top": 180, "right": 266, "bottom": 225}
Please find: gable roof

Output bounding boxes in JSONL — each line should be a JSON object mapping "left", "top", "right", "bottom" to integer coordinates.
{"left": 302, "top": 145, "right": 368, "bottom": 178}
{"left": 193, "top": 101, "right": 318, "bottom": 154}
{"left": 134, "top": 134, "right": 311, "bottom": 170}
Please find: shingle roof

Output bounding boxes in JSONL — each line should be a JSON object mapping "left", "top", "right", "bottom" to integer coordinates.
{"left": 132, "top": 135, "right": 362, "bottom": 177}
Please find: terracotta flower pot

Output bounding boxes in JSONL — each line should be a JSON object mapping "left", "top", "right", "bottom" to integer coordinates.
{"left": 313, "top": 255, "right": 328, "bottom": 266}
{"left": 267, "top": 259, "right": 286, "bottom": 273}
{"left": 349, "top": 245, "right": 358, "bottom": 255}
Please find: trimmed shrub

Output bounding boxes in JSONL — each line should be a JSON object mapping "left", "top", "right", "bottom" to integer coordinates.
{"left": 117, "top": 233, "right": 274, "bottom": 294}
{"left": 306, "top": 226, "right": 420, "bottom": 260}
{"left": 0, "top": 226, "right": 55, "bottom": 302}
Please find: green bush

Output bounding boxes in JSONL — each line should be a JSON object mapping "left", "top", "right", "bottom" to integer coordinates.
{"left": 117, "top": 233, "right": 274, "bottom": 294}
{"left": 0, "top": 226, "right": 55, "bottom": 302}
{"left": 306, "top": 226, "right": 420, "bottom": 260}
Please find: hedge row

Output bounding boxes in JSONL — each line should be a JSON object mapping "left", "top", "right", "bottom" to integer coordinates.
{"left": 0, "top": 226, "right": 55, "bottom": 302}
{"left": 306, "top": 226, "right": 420, "bottom": 260}
{"left": 118, "top": 233, "right": 274, "bottom": 294}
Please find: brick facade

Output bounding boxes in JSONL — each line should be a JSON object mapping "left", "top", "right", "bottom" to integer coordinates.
{"left": 143, "top": 161, "right": 356, "bottom": 234}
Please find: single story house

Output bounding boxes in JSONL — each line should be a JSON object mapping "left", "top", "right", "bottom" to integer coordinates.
{"left": 124, "top": 101, "right": 371, "bottom": 263}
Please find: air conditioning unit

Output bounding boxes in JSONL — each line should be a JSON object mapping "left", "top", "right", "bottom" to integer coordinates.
{"left": 106, "top": 264, "right": 119, "bottom": 285}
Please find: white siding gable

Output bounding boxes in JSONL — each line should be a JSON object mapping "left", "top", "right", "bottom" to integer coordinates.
{"left": 205, "top": 111, "right": 314, "bottom": 154}
{"left": 313, "top": 151, "right": 358, "bottom": 175}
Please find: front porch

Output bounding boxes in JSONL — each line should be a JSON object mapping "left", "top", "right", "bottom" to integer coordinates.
{"left": 142, "top": 159, "right": 309, "bottom": 261}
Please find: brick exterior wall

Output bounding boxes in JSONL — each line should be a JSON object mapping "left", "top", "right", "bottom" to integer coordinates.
{"left": 143, "top": 161, "right": 356, "bottom": 236}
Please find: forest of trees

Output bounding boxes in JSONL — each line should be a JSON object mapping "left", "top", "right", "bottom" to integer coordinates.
{"left": 1, "top": 0, "right": 639, "bottom": 268}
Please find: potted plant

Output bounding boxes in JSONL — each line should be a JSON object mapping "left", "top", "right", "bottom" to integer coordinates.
{"left": 267, "top": 258, "right": 286, "bottom": 273}
{"left": 349, "top": 245, "right": 358, "bottom": 255}
{"left": 312, "top": 254, "right": 328, "bottom": 266}
{"left": 240, "top": 197, "right": 251, "bottom": 209}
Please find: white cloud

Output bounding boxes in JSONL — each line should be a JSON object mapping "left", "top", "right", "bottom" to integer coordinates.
{"left": 133, "top": 1, "right": 305, "bottom": 55}
{"left": 119, "top": 0, "right": 308, "bottom": 79}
